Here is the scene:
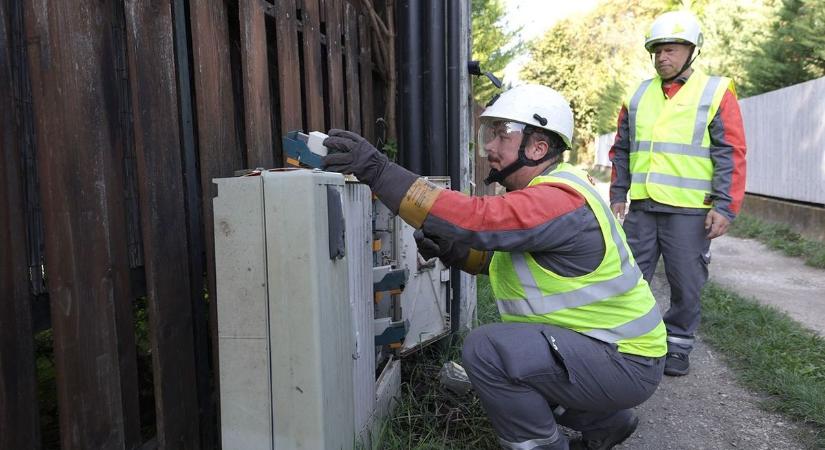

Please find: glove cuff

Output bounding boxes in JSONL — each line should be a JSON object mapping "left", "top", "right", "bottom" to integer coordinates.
{"left": 371, "top": 162, "right": 427, "bottom": 215}
{"left": 461, "top": 249, "right": 490, "bottom": 275}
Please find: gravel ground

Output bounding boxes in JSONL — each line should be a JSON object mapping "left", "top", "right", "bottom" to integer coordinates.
{"left": 615, "top": 267, "right": 816, "bottom": 450}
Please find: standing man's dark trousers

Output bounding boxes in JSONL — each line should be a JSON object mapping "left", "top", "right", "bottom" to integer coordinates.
{"left": 622, "top": 210, "right": 711, "bottom": 356}
{"left": 462, "top": 323, "right": 663, "bottom": 450}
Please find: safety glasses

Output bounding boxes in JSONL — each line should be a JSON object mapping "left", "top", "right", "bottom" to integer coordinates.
{"left": 477, "top": 120, "right": 526, "bottom": 157}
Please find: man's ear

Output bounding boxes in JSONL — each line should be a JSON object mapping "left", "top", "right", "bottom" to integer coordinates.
{"left": 528, "top": 139, "right": 549, "bottom": 161}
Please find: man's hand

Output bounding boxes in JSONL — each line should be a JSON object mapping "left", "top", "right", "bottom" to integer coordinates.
{"left": 414, "top": 229, "right": 467, "bottom": 267}
{"left": 611, "top": 202, "right": 628, "bottom": 220}
{"left": 705, "top": 209, "right": 731, "bottom": 239}
{"left": 414, "top": 229, "right": 444, "bottom": 260}
{"left": 322, "top": 129, "right": 388, "bottom": 185}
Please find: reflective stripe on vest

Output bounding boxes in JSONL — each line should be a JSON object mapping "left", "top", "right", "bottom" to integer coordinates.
{"left": 494, "top": 168, "right": 663, "bottom": 344}
{"left": 627, "top": 72, "right": 729, "bottom": 207}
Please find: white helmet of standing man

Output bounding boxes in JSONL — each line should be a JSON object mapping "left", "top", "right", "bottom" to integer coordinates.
{"left": 479, "top": 84, "right": 574, "bottom": 149}
{"left": 644, "top": 11, "right": 704, "bottom": 53}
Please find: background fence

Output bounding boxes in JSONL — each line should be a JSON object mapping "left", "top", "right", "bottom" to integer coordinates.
{"left": 739, "top": 75, "right": 825, "bottom": 206}
{"left": 0, "top": 0, "right": 378, "bottom": 448}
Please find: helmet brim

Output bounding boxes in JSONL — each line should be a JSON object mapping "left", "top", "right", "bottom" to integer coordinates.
{"left": 645, "top": 38, "right": 696, "bottom": 53}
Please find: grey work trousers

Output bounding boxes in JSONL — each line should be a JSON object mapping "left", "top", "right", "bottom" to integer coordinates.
{"left": 622, "top": 210, "right": 711, "bottom": 354}
{"left": 462, "top": 323, "right": 664, "bottom": 449}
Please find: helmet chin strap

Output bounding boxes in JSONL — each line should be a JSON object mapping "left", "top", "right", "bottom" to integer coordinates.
{"left": 660, "top": 46, "right": 700, "bottom": 83}
{"left": 484, "top": 127, "right": 556, "bottom": 185}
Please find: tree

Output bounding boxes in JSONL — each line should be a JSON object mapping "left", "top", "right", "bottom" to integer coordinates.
{"left": 520, "top": 0, "right": 672, "bottom": 163}
{"left": 471, "top": 0, "right": 521, "bottom": 105}
{"left": 746, "top": 0, "right": 825, "bottom": 95}
{"left": 696, "top": 0, "right": 779, "bottom": 97}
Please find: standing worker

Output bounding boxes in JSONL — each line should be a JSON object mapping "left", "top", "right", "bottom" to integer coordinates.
{"left": 609, "top": 11, "right": 747, "bottom": 376}
{"left": 323, "top": 84, "right": 666, "bottom": 450}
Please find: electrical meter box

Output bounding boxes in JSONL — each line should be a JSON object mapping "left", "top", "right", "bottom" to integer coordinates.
{"left": 213, "top": 169, "right": 355, "bottom": 450}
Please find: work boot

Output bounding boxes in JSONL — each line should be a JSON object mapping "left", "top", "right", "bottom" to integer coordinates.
{"left": 664, "top": 352, "right": 689, "bottom": 376}
{"left": 569, "top": 411, "right": 639, "bottom": 450}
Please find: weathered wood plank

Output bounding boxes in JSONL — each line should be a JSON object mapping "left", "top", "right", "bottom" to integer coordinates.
{"left": 358, "top": 9, "right": 375, "bottom": 142}
{"left": 240, "top": 0, "right": 274, "bottom": 169}
{"left": 189, "top": 2, "right": 244, "bottom": 439}
{"left": 171, "top": 0, "right": 214, "bottom": 446}
{"left": 325, "top": 0, "right": 345, "bottom": 129}
{"left": 23, "top": 0, "right": 141, "bottom": 448}
{"left": 343, "top": 1, "right": 361, "bottom": 133}
{"left": 0, "top": 1, "right": 40, "bottom": 447}
{"left": 274, "top": 0, "right": 302, "bottom": 139}
{"left": 123, "top": 1, "right": 200, "bottom": 447}
{"left": 301, "top": 0, "right": 326, "bottom": 131}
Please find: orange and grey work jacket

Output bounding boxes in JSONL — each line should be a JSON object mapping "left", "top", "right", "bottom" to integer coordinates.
{"left": 395, "top": 164, "right": 666, "bottom": 358}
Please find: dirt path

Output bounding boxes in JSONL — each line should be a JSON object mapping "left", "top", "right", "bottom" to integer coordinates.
{"left": 709, "top": 235, "right": 825, "bottom": 337}
{"left": 618, "top": 268, "right": 813, "bottom": 449}
{"left": 592, "top": 183, "right": 823, "bottom": 448}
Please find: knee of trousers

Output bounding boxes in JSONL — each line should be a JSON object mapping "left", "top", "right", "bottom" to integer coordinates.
{"left": 461, "top": 326, "right": 497, "bottom": 378}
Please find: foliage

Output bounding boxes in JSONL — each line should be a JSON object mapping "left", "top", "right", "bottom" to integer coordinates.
{"left": 520, "top": 0, "right": 674, "bottom": 163}
{"left": 745, "top": 0, "right": 825, "bottom": 95}
{"left": 701, "top": 283, "right": 825, "bottom": 448}
{"left": 696, "top": 0, "right": 780, "bottom": 97}
{"left": 515, "top": 0, "right": 823, "bottom": 164}
{"left": 471, "top": 0, "right": 522, "bottom": 105}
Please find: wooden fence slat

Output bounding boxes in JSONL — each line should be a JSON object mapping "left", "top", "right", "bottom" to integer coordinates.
{"left": 171, "top": 0, "right": 215, "bottom": 446}
{"left": 189, "top": 2, "right": 245, "bottom": 440}
{"left": 343, "top": 1, "right": 361, "bottom": 134}
{"left": 274, "top": 0, "right": 303, "bottom": 139}
{"left": 0, "top": 2, "right": 40, "bottom": 447}
{"left": 23, "top": 1, "right": 141, "bottom": 448}
{"left": 325, "top": 0, "right": 345, "bottom": 128}
{"left": 123, "top": 1, "right": 201, "bottom": 447}
{"left": 358, "top": 9, "right": 375, "bottom": 142}
{"left": 240, "top": 0, "right": 274, "bottom": 169}
{"left": 302, "top": 0, "right": 326, "bottom": 131}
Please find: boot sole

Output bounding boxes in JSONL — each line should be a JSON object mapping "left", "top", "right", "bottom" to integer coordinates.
{"left": 664, "top": 366, "right": 689, "bottom": 376}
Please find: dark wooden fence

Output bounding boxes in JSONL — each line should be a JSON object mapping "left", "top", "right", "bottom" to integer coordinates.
{"left": 0, "top": 0, "right": 377, "bottom": 448}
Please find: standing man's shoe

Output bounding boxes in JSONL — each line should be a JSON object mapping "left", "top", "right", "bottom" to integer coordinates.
{"left": 664, "top": 352, "right": 689, "bottom": 376}
{"left": 570, "top": 411, "right": 639, "bottom": 450}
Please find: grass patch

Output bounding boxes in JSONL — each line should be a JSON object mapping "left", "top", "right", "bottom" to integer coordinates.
{"left": 378, "top": 277, "right": 499, "bottom": 449}
{"left": 701, "top": 282, "right": 825, "bottom": 448}
{"left": 729, "top": 213, "right": 825, "bottom": 269}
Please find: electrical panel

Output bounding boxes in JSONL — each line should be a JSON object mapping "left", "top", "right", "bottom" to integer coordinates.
{"left": 214, "top": 170, "right": 355, "bottom": 450}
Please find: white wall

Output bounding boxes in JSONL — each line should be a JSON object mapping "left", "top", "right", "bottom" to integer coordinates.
{"left": 740, "top": 76, "right": 825, "bottom": 205}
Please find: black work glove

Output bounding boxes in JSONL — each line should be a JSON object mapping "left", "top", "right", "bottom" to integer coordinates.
{"left": 322, "top": 129, "right": 389, "bottom": 185}
{"left": 322, "top": 129, "right": 419, "bottom": 214}
{"left": 413, "top": 229, "right": 468, "bottom": 268}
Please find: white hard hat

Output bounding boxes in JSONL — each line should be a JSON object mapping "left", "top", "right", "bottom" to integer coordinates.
{"left": 645, "top": 11, "right": 703, "bottom": 53}
{"left": 479, "top": 84, "right": 574, "bottom": 148}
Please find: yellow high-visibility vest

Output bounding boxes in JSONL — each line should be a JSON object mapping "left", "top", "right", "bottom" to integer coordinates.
{"left": 489, "top": 163, "right": 666, "bottom": 357}
{"left": 627, "top": 70, "right": 733, "bottom": 208}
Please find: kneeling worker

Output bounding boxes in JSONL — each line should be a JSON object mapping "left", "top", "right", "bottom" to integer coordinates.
{"left": 322, "top": 84, "right": 666, "bottom": 450}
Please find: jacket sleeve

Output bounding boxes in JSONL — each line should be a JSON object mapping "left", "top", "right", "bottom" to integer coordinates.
{"left": 609, "top": 106, "right": 631, "bottom": 205}
{"left": 708, "top": 87, "right": 748, "bottom": 221}
{"left": 394, "top": 178, "right": 590, "bottom": 273}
